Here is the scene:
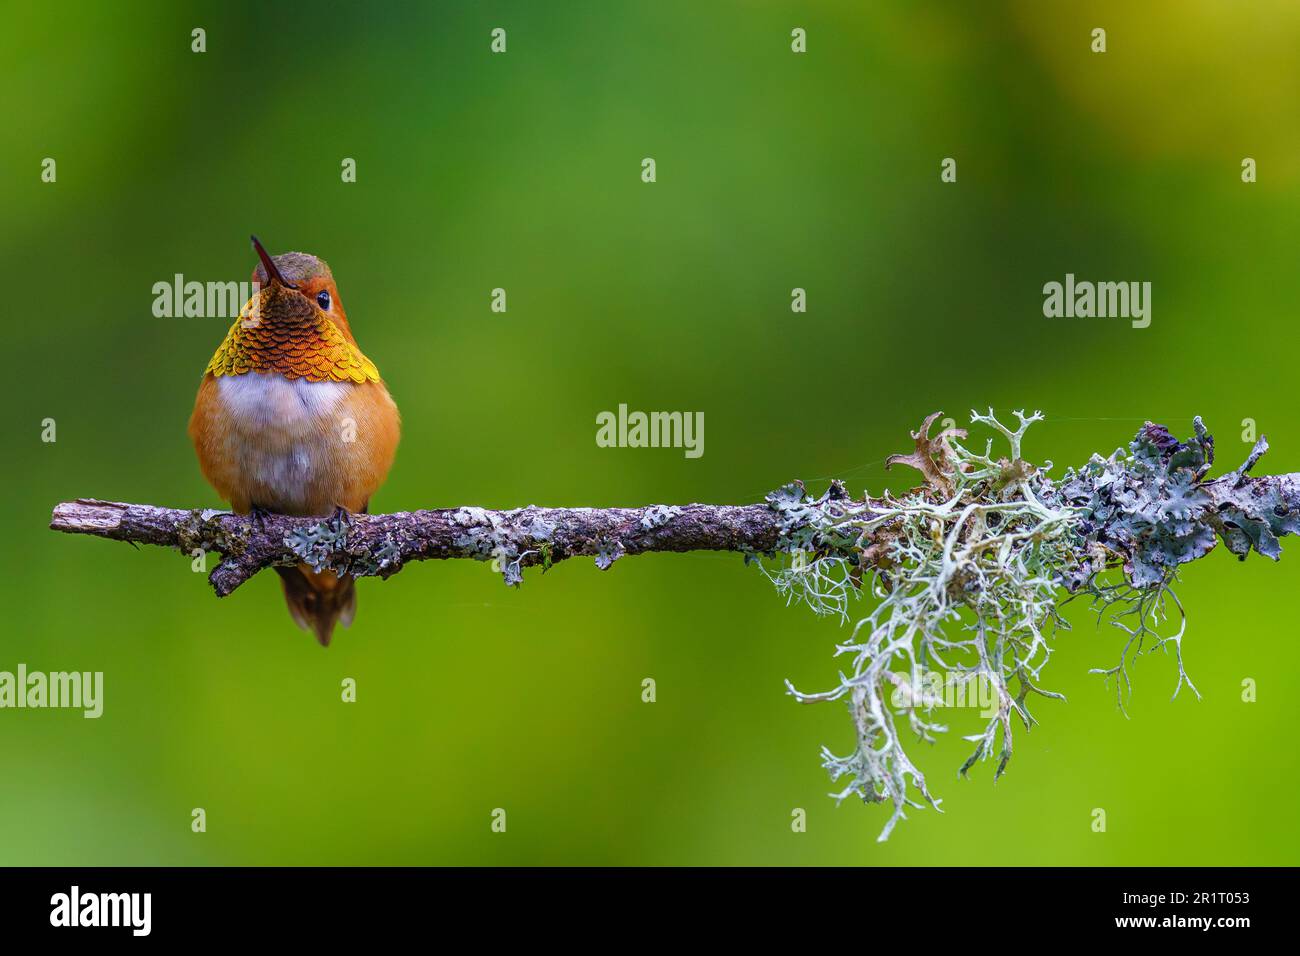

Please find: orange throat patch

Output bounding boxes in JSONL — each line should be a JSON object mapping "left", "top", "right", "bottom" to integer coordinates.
{"left": 205, "top": 286, "right": 380, "bottom": 384}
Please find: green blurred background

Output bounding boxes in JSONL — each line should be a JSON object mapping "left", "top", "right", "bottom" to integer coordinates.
{"left": 2, "top": 0, "right": 1298, "bottom": 865}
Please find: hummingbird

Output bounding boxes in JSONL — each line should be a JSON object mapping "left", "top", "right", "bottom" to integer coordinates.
{"left": 189, "top": 237, "right": 401, "bottom": 645}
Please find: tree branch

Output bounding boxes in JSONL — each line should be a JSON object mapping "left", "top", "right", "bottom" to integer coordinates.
{"left": 48, "top": 498, "right": 795, "bottom": 596}
{"left": 46, "top": 417, "right": 1300, "bottom": 601}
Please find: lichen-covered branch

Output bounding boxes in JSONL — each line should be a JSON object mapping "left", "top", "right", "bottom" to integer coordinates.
{"left": 764, "top": 411, "right": 1300, "bottom": 840}
{"left": 48, "top": 498, "right": 788, "bottom": 596}
{"left": 47, "top": 412, "right": 1300, "bottom": 841}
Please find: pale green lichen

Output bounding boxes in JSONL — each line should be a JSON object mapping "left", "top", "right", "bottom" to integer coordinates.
{"left": 285, "top": 514, "right": 350, "bottom": 573}
{"left": 594, "top": 538, "right": 625, "bottom": 570}
{"left": 174, "top": 508, "right": 251, "bottom": 559}
{"left": 452, "top": 506, "right": 557, "bottom": 586}
{"left": 640, "top": 505, "right": 681, "bottom": 530}
{"left": 761, "top": 409, "right": 1296, "bottom": 841}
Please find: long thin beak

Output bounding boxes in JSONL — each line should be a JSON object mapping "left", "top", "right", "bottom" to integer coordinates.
{"left": 250, "top": 234, "right": 296, "bottom": 289}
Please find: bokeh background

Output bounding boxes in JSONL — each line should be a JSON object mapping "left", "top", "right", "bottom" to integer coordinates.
{"left": 2, "top": 0, "right": 1298, "bottom": 865}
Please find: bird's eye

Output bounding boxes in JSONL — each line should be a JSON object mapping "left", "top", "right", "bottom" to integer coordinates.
{"left": 316, "top": 290, "right": 331, "bottom": 310}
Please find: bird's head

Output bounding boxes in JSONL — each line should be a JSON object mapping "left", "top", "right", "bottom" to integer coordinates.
{"left": 247, "top": 235, "right": 354, "bottom": 341}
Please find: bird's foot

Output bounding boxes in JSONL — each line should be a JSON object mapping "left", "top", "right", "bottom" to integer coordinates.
{"left": 328, "top": 505, "right": 356, "bottom": 534}
{"left": 248, "top": 505, "right": 276, "bottom": 531}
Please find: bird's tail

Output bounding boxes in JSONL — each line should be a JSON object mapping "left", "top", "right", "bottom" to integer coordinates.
{"left": 276, "top": 563, "right": 356, "bottom": 647}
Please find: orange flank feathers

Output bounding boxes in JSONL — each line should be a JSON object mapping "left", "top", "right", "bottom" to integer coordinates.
{"left": 188, "top": 237, "right": 400, "bottom": 646}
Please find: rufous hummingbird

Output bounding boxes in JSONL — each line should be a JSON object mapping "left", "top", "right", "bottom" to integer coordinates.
{"left": 189, "top": 237, "right": 401, "bottom": 645}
